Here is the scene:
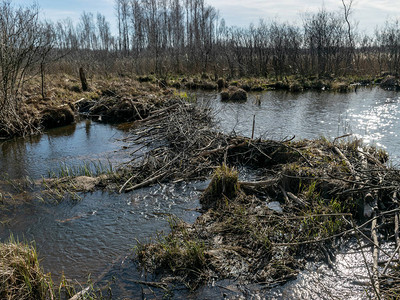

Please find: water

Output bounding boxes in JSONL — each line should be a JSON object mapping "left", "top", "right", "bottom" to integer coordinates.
{"left": 0, "top": 120, "right": 130, "bottom": 180}
{"left": 0, "top": 182, "right": 204, "bottom": 283}
{"left": 0, "top": 120, "right": 204, "bottom": 283}
{"left": 197, "top": 87, "right": 400, "bottom": 163}
{"left": 0, "top": 87, "right": 399, "bottom": 298}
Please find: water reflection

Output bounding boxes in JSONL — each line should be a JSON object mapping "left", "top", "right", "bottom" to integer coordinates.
{"left": 0, "top": 121, "right": 130, "bottom": 179}
{"left": 85, "top": 119, "right": 91, "bottom": 138}
{"left": 46, "top": 122, "right": 77, "bottom": 138}
{"left": 197, "top": 87, "right": 400, "bottom": 163}
{"left": 0, "top": 182, "right": 203, "bottom": 283}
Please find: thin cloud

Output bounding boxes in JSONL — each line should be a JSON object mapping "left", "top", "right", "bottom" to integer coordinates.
{"left": 7, "top": 0, "right": 400, "bottom": 34}
{"left": 210, "top": 0, "right": 398, "bottom": 33}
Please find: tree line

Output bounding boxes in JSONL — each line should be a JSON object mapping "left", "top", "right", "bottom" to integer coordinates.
{"left": 47, "top": 0, "right": 400, "bottom": 78}
{"left": 2, "top": 0, "right": 400, "bottom": 82}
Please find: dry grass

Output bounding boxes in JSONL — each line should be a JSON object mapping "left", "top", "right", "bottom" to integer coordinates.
{"left": 1, "top": 73, "right": 170, "bottom": 138}
{"left": 0, "top": 236, "right": 107, "bottom": 299}
{"left": 0, "top": 237, "right": 53, "bottom": 300}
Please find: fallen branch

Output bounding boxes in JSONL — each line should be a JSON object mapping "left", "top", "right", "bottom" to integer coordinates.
{"left": 333, "top": 145, "right": 354, "bottom": 174}
{"left": 371, "top": 203, "right": 381, "bottom": 296}
{"left": 287, "top": 192, "right": 306, "bottom": 207}
{"left": 239, "top": 178, "right": 278, "bottom": 188}
{"left": 131, "top": 280, "right": 169, "bottom": 291}
{"left": 125, "top": 171, "right": 167, "bottom": 192}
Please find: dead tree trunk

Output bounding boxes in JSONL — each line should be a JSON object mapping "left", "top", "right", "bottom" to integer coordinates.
{"left": 79, "top": 67, "right": 89, "bottom": 91}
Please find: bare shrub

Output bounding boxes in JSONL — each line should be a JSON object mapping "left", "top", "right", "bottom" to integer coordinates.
{"left": 0, "top": 1, "right": 53, "bottom": 137}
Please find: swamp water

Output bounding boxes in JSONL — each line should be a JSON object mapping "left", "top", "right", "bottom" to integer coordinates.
{"left": 197, "top": 87, "right": 400, "bottom": 164}
{"left": 0, "top": 87, "right": 399, "bottom": 299}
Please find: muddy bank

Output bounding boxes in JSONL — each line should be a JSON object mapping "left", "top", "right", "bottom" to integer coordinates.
{"left": 160, "top": 73, "right": 392, "bottom": 93}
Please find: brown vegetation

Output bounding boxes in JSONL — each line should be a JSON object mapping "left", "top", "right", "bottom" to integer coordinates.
{"left": 220, "top": 86, "right": 248, "bottom": 101}
{"left": 0, "top": 238, "right": 53, "bottom": 300}
{"left": 126, "top": 100, "right": 400, "bottom": 298}
{"left": 1, "top": 0, "right": 400, "bottom": 138}
{"left": 41, "top": 106, "right": 75, "bottom": 129}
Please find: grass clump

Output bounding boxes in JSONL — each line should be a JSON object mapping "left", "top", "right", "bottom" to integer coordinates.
{"left": 39, "top": 160, "right": 116, "bottom": 202}
{"left": 200, "top": 164, "right": 239, "bottom": 210}
{"left": 0, "top": 237, "right": 53, "bottom": 300}
{"left": 48, "top": 160, "right": 114, "bottom": 178}
{"left": 220, "top": 86, "right": 248, "bottom": 101}
{"left": 0, "top": 237, "right": 109, "bottom": 299}
{"left": 136, "top": 217, "right": 207, "bottom": 289}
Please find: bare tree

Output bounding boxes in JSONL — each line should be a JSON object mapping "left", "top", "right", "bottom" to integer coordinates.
{"left": 0, "top": 1, "right": 51, "bottom": 136}
{"left": 303, "top": 9, "right": 346, "bottom": 76}
{"left": 341, "top": 0, "right": 355, "bottom": 69}
{"left": 115, "top": 0, "right": 130, "bottom": 54}
{"left": 377, "top": 20, "right": 400, "bottom": 75}
{"left": 39, "top": 22, "right": 56, "bottom": 99}
{"left": 97, "top": 13, "right": 112, "bottom": 51}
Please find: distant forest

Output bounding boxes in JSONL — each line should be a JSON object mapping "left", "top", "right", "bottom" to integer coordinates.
{"left": 55, "top": 0, "right": 400, "bottom": 78}
{"left": 2, "top": 0, "right": 400, "bottom": 79}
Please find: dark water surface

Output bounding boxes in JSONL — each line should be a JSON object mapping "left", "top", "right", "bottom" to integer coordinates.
{"left": 0, "top": 120, "right": 129, "bottom": 179}
{"left": 0, "top": 87, "right": 399, "bottom": 298}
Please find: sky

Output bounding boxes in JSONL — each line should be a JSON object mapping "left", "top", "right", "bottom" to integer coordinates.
{"left": 10, "top": 0, "right": 400, "bottom": 35}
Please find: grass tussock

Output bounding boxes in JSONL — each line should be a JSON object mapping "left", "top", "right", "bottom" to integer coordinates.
{"left": 0, "top": 237, "right": 108, "bottom": 300}
{"left": 200, "top": 164, "right": 239, "bottom": 210}
{"left": 0, "top": 237, "right": 53, "bottom": 300}
{"left": 136, "top": 217, "right": 207, "bottom": 289}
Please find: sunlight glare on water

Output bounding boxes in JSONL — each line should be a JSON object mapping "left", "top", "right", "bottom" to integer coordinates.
{"left": 197, "top": 87, "right": 400, "bottom": 163}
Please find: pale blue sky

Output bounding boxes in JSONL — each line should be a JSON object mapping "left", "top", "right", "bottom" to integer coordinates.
{"left": 11, "top": 0, "right": 400, "bottom": 34}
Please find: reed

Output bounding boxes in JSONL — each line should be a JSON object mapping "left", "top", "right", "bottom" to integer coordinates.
{"left": 48, "top": 160, "right": 114, "bottom": 178}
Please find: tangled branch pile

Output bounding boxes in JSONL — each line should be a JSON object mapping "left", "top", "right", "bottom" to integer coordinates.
{"left": 126, "top": 100, "right": 400, "bottom": 296}
{"left": 117, "top": 98, "right": 309, "bottom": 192}
{"left": 75, "top": 78, "right": 170, "bottom": 124}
